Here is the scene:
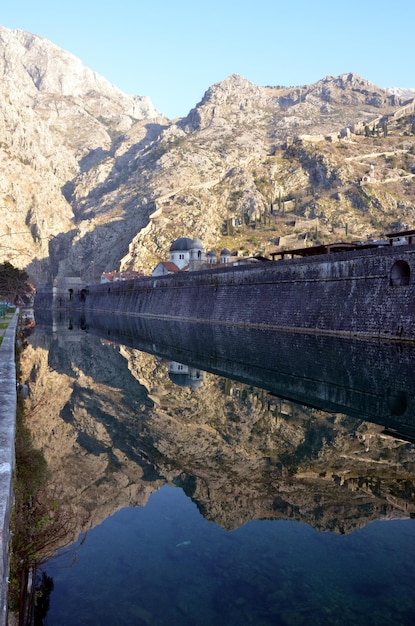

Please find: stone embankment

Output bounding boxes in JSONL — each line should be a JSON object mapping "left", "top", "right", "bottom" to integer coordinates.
{"left": 0, "top": 313, "right": 18, "bottom": 626}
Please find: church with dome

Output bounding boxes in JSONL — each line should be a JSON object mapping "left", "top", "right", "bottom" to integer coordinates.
{"left": 152, "top": 236, "right": 232, "bottom": 276}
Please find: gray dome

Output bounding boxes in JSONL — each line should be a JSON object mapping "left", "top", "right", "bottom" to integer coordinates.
{"left": 192, "top": 237, "right": 204, "bottom": 250}
{"left": 207, "top": 250, "right": 216, "bottom": 257}
{"left": 170, "top": 237, "right": 194, "bottom": 252}
{"left": 221, "top": 248, "right": 231, "bottom": 255}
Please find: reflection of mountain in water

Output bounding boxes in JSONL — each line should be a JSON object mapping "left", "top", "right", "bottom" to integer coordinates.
{"left": 66, "top": 311, "right": 415, "bottom": 441}
{"left": 22, "top": 310, "right": 415, "bottom": 549}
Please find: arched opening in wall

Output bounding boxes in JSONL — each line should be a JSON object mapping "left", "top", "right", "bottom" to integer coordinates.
{"left": 80, "top": 288, "right": 87, "bottom": 302}
{"left": 387, "top": 388, "right": 407, "bottom": 416}
{"left": 68, "top": 288, "right": 73, "bottom": 301}
{"left": 390, "top": 260, "right": 410, "bottom": 286}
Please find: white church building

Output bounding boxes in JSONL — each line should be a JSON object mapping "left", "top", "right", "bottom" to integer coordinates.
{"left": 152, "top": 237, "right": 232, "bottom": 276}
{"left": 169, "top": 236, "right": 205, "bottom": 269}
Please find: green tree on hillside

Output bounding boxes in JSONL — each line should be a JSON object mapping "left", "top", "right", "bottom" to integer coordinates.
{"left": 0, "top": 261, "right": 31, "bottom": 303}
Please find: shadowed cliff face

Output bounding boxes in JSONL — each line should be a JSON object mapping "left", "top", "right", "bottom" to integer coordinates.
{"left": 18, "top": 315, "right": 415, "bottom": 555}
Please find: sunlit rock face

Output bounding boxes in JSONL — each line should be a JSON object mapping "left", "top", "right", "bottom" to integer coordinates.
{"left": 2, "top": 24, "right": 415, "bottom": 283}
{"left": 0, "top": 25, "right": 163, "bottom": 280}
{"left": 18, "top": 320, "right": 415, "bottom": 556}
{"left": 19, "top": 331, "right": 162, "bottom": 551}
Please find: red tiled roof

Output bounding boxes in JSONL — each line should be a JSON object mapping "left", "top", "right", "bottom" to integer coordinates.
{"left": 159, "top": 261, "right": 180, "bottom": 272}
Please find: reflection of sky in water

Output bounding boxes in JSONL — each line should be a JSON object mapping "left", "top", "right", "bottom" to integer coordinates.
{"left": 45, "top": 485, "right": 415, "bottom": 625}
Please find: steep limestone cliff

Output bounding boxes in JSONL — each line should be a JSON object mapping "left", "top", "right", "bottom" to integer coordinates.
{"left": 1, "top": 26, "right": 415, "bottom": 283}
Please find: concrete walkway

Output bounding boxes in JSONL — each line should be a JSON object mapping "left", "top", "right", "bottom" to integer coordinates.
{"left": 0, "top": 313, "right": 18, "bottom": 626}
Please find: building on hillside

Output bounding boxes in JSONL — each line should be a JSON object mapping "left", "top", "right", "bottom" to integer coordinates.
{"left": 53, "top": 276, "right": 88, "bottom": 304}
{"left": 206, "top": 250, "right": 217, "bottom": 265}
{"left": 189, "top": 237, "right": 205, "bottom": 268}
{"left": 168, "top": 237, "right": 205, "bottom": 270}
{"left": 386, "top": 229, "right": 415, "bottom": 246}
{"left": 151, "top": 236, "right": 235, "bottom": 276}
{"left": 152, "top": 236, "right": 205, "bottom": 275}
{"left": 152, "top": 261, "right": 180, "bottom": 277}
{"left": 220, "top": 248, "right": 231, "bottom": 264}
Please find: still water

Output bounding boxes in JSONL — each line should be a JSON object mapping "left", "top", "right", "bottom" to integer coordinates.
{"left": 22, "top": 312, "right": 415, "bottom": 625}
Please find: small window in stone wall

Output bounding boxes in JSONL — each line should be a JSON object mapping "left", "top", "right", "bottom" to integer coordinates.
{"left": 390, "top": 260, "right": 410, "bottom": 286}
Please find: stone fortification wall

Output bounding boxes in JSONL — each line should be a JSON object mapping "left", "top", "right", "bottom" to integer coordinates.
{"left": 391, "top": 97, "right": 415, "bottom": 121}
{"left": 34, "top": 245, "right": 415, "bottom": 341}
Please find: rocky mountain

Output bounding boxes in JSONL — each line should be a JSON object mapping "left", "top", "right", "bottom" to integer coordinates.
{"left": 1, "top": 25, "right": 415, "bottom": 283}
{"left": 0, "top": 26, "right": 164, "bottom": 280}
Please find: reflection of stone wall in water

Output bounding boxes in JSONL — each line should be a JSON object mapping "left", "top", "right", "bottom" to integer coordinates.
{"left": 20, "top": 319, "right": 415, "bottom": 556}
{"left": 74, "top": 311, "right": 415, "bottom": 438}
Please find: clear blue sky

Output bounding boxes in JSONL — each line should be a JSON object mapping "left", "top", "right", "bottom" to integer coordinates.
{"left": 2, "top": 0, "right": 414, "bottom": 119}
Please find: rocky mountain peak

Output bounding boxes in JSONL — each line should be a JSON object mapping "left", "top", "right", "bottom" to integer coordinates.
{"left": 0, "top": 25, "right": 168, "bottom": 280}
{"left": 0, "top": 25, "right": 161, "bottom": 119}
{"left": 322, "top": 72, "right": 378, "bottom": 90}
{"left": 1, "top": 26, "right": 414, "bottom": 285}
{"left": 182, "top": 73, "right": 264, "bottom": 130}
{"left": 203, "top": 73, "right": 262, "bottom": 101}
{"left": 306, "top": 72, "right": 391, "bottom": 107}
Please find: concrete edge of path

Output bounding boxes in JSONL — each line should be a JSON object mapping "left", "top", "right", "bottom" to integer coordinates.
{"left": 0, "top": 313, "right": 18, "bottom": 626}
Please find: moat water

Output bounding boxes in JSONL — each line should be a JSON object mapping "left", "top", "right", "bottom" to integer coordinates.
{"left": 25, "top": 313, "right": 415, "bottom": 625}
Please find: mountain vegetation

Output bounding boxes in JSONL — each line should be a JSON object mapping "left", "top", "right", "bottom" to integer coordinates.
{"left": 0, "top": 261, "right": 31, "bottom": 303}
{"left": 1, "top": 25, "right": 415, "bottom": 283}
